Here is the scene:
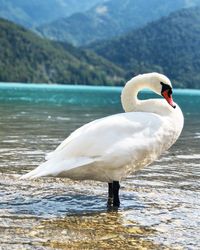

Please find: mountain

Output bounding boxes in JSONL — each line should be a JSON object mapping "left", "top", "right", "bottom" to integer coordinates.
{"left": 0, "top": 0, "right": 102, "bottom": 28}
{"left": 90, "top": 7, "right": 200, "bottom": 89}
{"left": 38, "top": 0, "right": 200, "bottom": 46}
{"left": 0, "top": 18, "right": 124, "bottom": 85}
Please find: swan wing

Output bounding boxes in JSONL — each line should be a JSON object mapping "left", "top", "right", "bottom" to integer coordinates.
{"left": 47, "top": 112, "right": 166, "bottom": 159}
{"left": 45, "top": 118, "right": 99, "bottom": 160}
{"left": 21, "top": 112, "right": 171, "bottom": 181}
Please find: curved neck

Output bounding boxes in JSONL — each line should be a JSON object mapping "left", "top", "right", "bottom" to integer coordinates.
{"left": 121, "top": 76, "right": 169, "bottom": 114}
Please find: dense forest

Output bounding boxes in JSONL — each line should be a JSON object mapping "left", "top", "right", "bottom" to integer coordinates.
{"left": 91, "top": 7, "right": 200, "bottom": 88}
{"left": 0, "top": 18, "right": 124, "bottom": 85}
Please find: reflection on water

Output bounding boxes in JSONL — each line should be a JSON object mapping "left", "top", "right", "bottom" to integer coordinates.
{"left": 0, "top": 85, "right": 200, "bottom": 249}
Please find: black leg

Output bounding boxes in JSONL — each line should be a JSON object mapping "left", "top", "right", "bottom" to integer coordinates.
{"left": 113, "top": 181, "right": 120, "bottom": 207}
{"left": 107, "top": 183, "right": 113, "bottom": 207}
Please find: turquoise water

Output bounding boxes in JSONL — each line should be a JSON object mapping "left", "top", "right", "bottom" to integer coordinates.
{"left": 0, "top": 83, "right": 200, "bottom": 249}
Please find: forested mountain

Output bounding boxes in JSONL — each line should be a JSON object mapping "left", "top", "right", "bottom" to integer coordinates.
{"left": 90, "top": 7, "right": 200, "bottom": 88}
{"left": 0, "top": 18, "right": 124, "bottom": 85}
{"left": 0, "top": 0, "right": 102, "bottom": 28}
{"left": 1, "top": 6, "right": 200, "bottom": 89}
{"left": 38, "top": 0, "right": 200, "bottom": 46}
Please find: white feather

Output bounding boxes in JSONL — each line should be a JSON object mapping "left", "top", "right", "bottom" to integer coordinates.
{"left": 20, "top": 73, "right": 184, "bottom": 182}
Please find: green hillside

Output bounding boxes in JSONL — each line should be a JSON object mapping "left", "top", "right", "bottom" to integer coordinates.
{"left": 91, "top": 7, "right": 200, "bottom": 88}
{"left": 0, "top": 18, "right": 124, "bottom": 85}
{"left": 38, "top": 0, "right": 200, "bottom": 46}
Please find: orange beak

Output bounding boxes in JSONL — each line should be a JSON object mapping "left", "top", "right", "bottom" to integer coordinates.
{"left": 162, "top": 90, "right": 176, "bottom": 109}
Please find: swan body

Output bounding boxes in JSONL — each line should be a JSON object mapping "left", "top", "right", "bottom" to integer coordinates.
{"left": 21, "top": 73, "right": 184, "bottom": 184}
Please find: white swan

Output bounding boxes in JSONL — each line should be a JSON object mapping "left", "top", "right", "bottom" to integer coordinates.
{"left": 21, "top": 73, "right": 184, "bottom": 207}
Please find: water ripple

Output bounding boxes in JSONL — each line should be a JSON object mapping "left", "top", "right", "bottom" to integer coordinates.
{"left": 0, "top": 89, "right": 200, "bottom": 249}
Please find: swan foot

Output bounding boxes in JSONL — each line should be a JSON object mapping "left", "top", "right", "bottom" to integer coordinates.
{"left": 107, "top": 197, "right": 113, "bottom": 207}
{"left": 113, "top": 181, "right": 120, "bottom": 207}
{"left": 113, "top": 199, "right": 120, "bottom": 207}
{"left": 107, "top": 181, "right": 120, "bottom": 208}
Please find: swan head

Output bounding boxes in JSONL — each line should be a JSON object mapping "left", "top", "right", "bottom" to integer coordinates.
{"left": 143, "top": 72, "right": 176, "bottom": 109}
{"left": 121, "top": 72, "right": 176, "bottom": 112}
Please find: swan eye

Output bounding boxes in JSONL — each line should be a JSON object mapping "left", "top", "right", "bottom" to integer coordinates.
{"left": 160, "top": 82, "right": 172, "bottom": 96}
{"left": 168, "top": 88, "right": 173, "bottom": 96}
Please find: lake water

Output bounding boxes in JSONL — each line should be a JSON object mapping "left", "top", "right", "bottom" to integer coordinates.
{"left": 0, "top": 83, "right": 200, "bottom": 250}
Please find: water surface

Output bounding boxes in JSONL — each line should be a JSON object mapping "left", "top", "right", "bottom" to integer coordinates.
{"left": 0, "top": 83, "right": 200, "bottom": 249}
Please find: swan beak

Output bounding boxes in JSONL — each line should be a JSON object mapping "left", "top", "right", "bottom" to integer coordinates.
{"left": 162, "top": 90, "right": 176, "bottom": 109}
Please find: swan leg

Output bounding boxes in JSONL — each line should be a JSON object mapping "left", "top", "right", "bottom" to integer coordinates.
{"left": 113, "top": 181, "right": 120, "bottom": 207}
{"left": 107, "top": 183, "right": 113, "bottom": 207}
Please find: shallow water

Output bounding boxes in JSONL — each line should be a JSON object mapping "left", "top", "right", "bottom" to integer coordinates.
{"left": 0, "top": 84, "right": 200, "bottom": 249}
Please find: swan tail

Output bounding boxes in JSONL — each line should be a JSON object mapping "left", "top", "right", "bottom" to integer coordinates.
{"left": 20, "top": 157, "right": 95, "bottom": 180}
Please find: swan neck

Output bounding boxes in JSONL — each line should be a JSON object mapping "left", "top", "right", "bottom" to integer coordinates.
{"left": 121, "top": 77, "right": 152, "bottom": 112}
